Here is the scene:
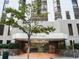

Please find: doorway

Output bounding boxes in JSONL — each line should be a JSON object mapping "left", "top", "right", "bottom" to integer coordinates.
{"left": 49, "top": 40, "right": 66, "bottom": 53}
{"left": 15, "top": 40, "right": 27, "bottom": 53}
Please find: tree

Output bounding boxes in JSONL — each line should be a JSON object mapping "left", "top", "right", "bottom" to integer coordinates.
{"left": 0, "top": 0, "right": 55, "bottom": 59}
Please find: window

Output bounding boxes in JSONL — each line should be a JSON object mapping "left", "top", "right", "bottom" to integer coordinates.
{"left": 66, "top": 11, "right": 71, "bottom": 19}
{"left": 0, "top": 25, "right": 4, "bottom": 35}
{"left": 55, "top": 0, "right": 62, "bottom": 20}
{"left": 74, "top": 8, "right": 79, "bottom": 19}
{"left": 8, "top": 26, "right": 10, "bottom": 35}
{"left": 77, "top": 24, "right": 79, "bottom": 35}
{"left": 41, "top": 5, "right": 47, "bottom": 11}
{"left": 23, "top": 0, "right": 26, "bottom": 2}
{"left": 0, "top": 40, "right": 3, "bottom": 44}
{"left": 75, "top": 13, "right": 79, "bottom": 19}
{"left": 5, "top": 0, "right": 9, "bottom": 4}
{"left": 41, "top": 0, "right": 47, "bottom": 5}
{"left": 70, "top": 40, "right": 73, "bottom": 46}
{"left": 41, "top": 0, "right": 47, "bottom": 10}
{"left": 7, "top": 40, "right": 11, "bottom": 44}
{"left": 72, "top": 0, "right": 78, "bottom": 7}
{"left": 68, "top": 24, "right": 73, "bottom": 35}
{"left": 72, "top": 0, "right": 79, "bottom": 19}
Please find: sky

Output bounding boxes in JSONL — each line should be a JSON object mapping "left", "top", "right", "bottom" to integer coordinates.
{"left": 0, "top": 0, "right": 4, "bottom": 18}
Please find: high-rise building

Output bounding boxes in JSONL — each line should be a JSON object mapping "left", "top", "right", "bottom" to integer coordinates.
{"left": 0, "top": 0, "right": 79, "bottom": 53}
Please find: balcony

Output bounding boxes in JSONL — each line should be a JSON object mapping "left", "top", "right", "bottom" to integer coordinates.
{"left": 31, "top": 13, "right": 48, "bottom": 21}
{"left": 55, "top": 11, "right": 62, "bottom": 20}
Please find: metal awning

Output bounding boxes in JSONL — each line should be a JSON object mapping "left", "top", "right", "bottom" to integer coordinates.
{"left": 12, "top": 33, "right": 68, "bottom": 41}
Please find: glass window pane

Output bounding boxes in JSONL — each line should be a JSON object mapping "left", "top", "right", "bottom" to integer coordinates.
{"left": 77, "top": 24, "right": 79, "bottom": 35}
{"left": 68, "top": 24, "right": 73, "bottom": 35}
{"left": 0, "top": 25, "right": 4, "bottom": 35}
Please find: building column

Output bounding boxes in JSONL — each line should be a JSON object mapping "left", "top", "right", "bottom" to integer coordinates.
{"left": 11, "top": 40, "right": 15, "bottom": 43}
{"left": 47, "top": 0, "right": 55, "bottom": 21}
{"left": 3, "top": 40, "right": 6, "bottom": 44}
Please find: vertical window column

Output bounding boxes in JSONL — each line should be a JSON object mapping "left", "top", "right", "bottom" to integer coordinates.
{"left": 8, "top": 26, "right": 10, "bottom": 35}
{"left": 54, "top": 0, "right": 62, "bottom": 20}
{"left": 41, "top": 0, "right": 47, "bottom": 12}
{"left": 0, "top": 25, "right": 4, "bottom": 35}
{"left": 66, "top": 11, "right": 71, "bottom": 19}
{"left": 7, "top": 40, "right": 11, "bottom": 44}
{"left": 0, "top": 40, "right": 3, "bottom": 44}
{"left": 70, "top": 40, "right": 73, "bottom": 46}
{"left": 77, "top": 24, "right": 79, "bottom": 35}
{"left": 72, "top": 0, "right": 79, "bottom": 19}
{"left": 68, "top": 24, "right": 73, "bottom": 35}
{"left": 5, "top": 0, "right": 9, "bottom": 4}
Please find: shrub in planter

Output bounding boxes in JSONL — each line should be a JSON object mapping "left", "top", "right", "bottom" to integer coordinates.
{"left": 0, "top": 43, "right": 20, "bottom": 49}
{"left": 8, "top": 43, "right": 20, "bottom": 49}
{"left": 0, "top": 44, "right": 8, "bottom": 49}
{"left": 74, "top": 43, "right": 79, "bottom": 49}
{"left": 58, "top": 44, "right": 66, "bottom": 49}
{"left": 68, "top": 45, "right": 73, "bottom": 49}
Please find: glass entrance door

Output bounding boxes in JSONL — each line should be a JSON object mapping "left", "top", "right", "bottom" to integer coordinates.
{"left": 30, "top": 43, "right": 49, "bottom": 53}
{"left": 49, "top": 40, "right": 66, "bottom": 54}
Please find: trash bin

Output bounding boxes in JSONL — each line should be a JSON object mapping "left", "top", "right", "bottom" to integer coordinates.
{"left": 2, "top": 51, "right": 9, "bottom": 59}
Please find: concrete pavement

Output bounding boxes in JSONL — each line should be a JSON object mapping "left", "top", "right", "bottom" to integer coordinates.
{"left": 0, "top": 56, "right": 79, "bottom": 59}
{"left": 0, "top": 53, "right": 79, "bottom": 59}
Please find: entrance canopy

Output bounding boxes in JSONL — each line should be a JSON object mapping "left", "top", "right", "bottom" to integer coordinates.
{"left": 12, "top": 33, "right": 68, "bottom": 41}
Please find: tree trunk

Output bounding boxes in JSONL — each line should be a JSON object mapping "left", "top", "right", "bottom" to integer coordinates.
{"left": 27, "top": 34, "right": 31, "bottom": 59}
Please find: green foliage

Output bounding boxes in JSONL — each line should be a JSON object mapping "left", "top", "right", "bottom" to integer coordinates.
{"left": 68, "top": 43, "right": 79, "bottom": 49}
{"left": 68, "top": 45, "right": 73, "bottom": 49}
{"left": 0, "top": 0, "right": 55, "bottom": 35}
{"left": 33, "top": 0, "right": 41, "bottom": 14}
{"left": 74, "top": 43, "right": 79, "bottom": 49}
{"left": 6, "top": 18, "right": 15, "bottom": 26}
{"left": 0, "top": 44, "right": 8, "bottom": 48}
{"left": 0, "top": 19, "right": 6, "bottom": 25}
{"left": 59, "top": 44, "right": 66, "bottom": 49}
{"left": 31, "top": 25, "right": 55, "bottom": 34}
{"left": 6, "top": 8, "right": 18, "bottom": 13}
{"left": 6, "top": 8, "right": 26, "bottom": 20}
{"left": 32, "top": 0, "right": 48, "bottom": 18}
{"left": 22, "top": 22, "right": 55, "bottom": 34}
{"left": 0, "top": 43, "right": 20, "bottom": 49}
{"left": 33, "top": 13, "right": 48, "bottom": 17}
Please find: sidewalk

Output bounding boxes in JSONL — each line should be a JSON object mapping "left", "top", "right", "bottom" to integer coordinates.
{"left": 7, "top": 56, "right": 79, "bottom": 59}
{"left": 54, "top": 57, "right": 79, "bottom": 59}
{"left": 0, "top": 53, "right": 79, "bottom": 59}
{"left": 0, "top": 56, "right": 79, "bottom": 59}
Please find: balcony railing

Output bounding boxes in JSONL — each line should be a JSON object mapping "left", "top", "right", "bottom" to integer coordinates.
{"left": 55, "top": 11, "right": 62, "bottom": 20}
{"left": 31, "top": 13, "right": 48, "bottom": 21}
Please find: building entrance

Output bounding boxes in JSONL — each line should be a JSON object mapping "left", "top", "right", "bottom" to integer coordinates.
{"left": 15, "top": 39, "right": 66, "bottom": 54}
